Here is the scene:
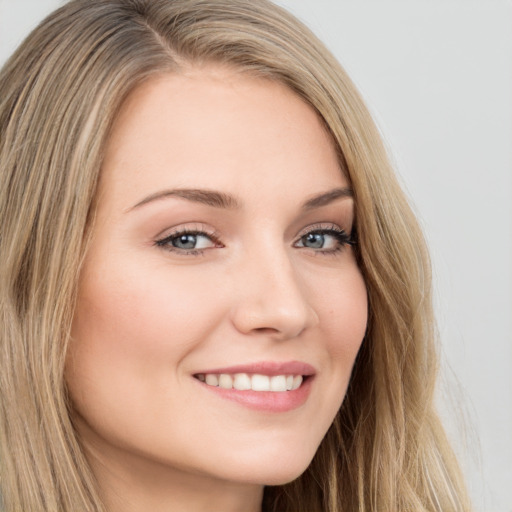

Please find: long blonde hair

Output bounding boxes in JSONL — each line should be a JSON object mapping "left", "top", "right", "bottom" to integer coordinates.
{"left": 0, "top": 1, "right": 470, "bottom": 511}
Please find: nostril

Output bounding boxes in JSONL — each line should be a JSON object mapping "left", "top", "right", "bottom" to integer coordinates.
{"left": 253, "top": 327, "right": 280, "bottom": 334}
{"left": 229, "top": 269, "right": 319, "bottom": 339}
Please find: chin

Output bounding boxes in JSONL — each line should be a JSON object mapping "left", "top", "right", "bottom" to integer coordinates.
{"left": 211, "top": 442, "right": 318, "bottom": 487}
{"left": 261, "top": 468, "right": 309, "bottom": 487}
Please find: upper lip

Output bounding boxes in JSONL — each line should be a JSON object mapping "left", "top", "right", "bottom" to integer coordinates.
{"left": 194, "top": 361, "right": 316, "bottom": 376}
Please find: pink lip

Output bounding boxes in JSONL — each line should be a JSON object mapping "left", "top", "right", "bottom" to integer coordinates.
{"left": 194, "top": 360, "right": 316, "bottom": 377}
{"left": 193, "top": 360, "right": 315, "bottom": 413}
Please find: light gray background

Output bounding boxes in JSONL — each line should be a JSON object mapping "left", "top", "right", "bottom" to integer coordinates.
{"left": 1, "top": 1, "right": 511, "bottom": 511}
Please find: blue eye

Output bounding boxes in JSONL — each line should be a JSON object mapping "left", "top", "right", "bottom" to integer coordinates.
{"left": 295, "top": 227, "right": 353, "bottom": 253}
{"left": 302, "top": 232, "right": 327, "bottom": 249}
{"left": 156, "top": 230, "right": 219, "bottom": 253}
{"left": 170, "top": 233, "right": 212, "bottom": 250}
{"left": 156, "top": 224, "right": 354, "bottom": 256}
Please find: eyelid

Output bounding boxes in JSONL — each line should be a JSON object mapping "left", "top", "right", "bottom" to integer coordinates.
{"left": 295, "top": 222, "right": 352, "bottom": 240}
{"left": 154, "top": 223, "right": 223, "bottom": 252}
{"left": 293, "top": 222, "right": 355, "bottom": 253}
{"left": 155, "top": 223, "right": 220, "bottom": 241}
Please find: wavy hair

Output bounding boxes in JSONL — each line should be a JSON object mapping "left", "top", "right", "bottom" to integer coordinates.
{"left": 0, "top": 1, "right": 470, "bottom": 510}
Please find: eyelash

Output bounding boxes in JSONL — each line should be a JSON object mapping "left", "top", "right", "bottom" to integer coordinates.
{"left": 154, "top": 224, "right": 355, "bottom": 257}
{"left": 295, "top": 224, "right": 355, "bottom": 255}
{"left": 155, "top": 226, "right": 223, "bottom": 256}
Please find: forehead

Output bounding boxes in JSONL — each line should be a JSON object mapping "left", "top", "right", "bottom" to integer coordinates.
{"left": 99, "top": 67, "right": 347, "bottom": 212}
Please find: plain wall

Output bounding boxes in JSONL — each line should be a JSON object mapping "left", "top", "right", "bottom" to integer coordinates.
{"left": 1, "top": 1, "right": 511, "bottom": 511}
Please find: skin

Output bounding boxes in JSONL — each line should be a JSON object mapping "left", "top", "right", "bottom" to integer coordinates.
{"left": 66, "top": 66, "right": 368, "bottom": 512}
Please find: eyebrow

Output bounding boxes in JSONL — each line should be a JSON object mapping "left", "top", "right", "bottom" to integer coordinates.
{"left": 302, "top": 187, "right": 353, "bottom": 209}
{"left": 127, "top": 188, "right": 240, "bottom": 211}
{"left": 127, "top": 186, "right": 352, "bottom": 212}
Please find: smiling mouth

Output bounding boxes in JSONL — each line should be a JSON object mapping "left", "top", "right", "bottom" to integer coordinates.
{"left": 194, "top": 373, "right": 305, "bottom": 392}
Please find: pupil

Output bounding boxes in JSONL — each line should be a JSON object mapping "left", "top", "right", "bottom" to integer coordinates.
{"left": 173, "top": 234, "right": 196, "bottom": 249}
{"left": 305, "top": 233, "right": 324, "bottom": 248}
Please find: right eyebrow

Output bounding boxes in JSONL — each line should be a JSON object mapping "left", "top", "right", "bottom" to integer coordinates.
{"left": 126, "top": 188, "right": 241, "bottom": 213}
{"left": 301, "top": 187, "right": 353, "bottom": 210}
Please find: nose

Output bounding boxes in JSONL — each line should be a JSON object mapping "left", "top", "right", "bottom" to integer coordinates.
{"left": 230, "top": 248, "right": 319, "bottom": 340}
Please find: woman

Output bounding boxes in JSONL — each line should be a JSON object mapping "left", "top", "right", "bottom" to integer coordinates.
{"left": 0, "top": 0, "right": 471, "bottom": 511}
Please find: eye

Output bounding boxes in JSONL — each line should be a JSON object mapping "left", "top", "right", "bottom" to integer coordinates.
{"left": 169, "top": 233, "right": 213, "bottom": 250}
{"left": 155, "top": 228, "right": 222, "bottom": 255}
{"left": 294, "top": 225, "right": 354, "bottom": 254}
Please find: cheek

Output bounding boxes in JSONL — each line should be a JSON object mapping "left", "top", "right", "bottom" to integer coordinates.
{"left": 65, "top": 257, "right": 231, "bottom": 457}
{"left": 65, "top": 258, "right": 225, "bottom": 416}
{"left": 314, "top": 266, "right": 368, "bottom": 382}
{"left": 70, "top": 258, "right": 221, "bottom": 360}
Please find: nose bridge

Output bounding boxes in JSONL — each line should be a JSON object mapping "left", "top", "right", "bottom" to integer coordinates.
{"left": 230, "top": 238, "right": 318, "bottom": 339}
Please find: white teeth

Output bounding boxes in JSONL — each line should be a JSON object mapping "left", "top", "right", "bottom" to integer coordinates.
{"left": 270, "top": 375, "right": 287, "bottom": 392}
{"left": 233, "top": 373, "right": 251, "bottom": 390}
{"left": 292, "top": 375, "right": 303, "bottom": 390}
{"left": 251, "top": 374, "right": 270, "bottom": 391}
{"left": 205, "top": 374, "right": 219, "bottom": 386}
{"left": 197, "top": 372, "right": 305, "bottom": 392}
{"left": 218, "top": 374, "right": 233, "bottom": 389}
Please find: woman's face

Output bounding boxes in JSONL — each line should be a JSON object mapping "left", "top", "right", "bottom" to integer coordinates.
{"left": 67, "top": 67, "right": 367, "bottom": 489}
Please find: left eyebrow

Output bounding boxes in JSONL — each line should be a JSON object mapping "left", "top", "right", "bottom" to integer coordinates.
{"left": 126, "top": 188, "right": 241, "bottom": 212}
{"left": 301, "top": 187, "right": 353, "bottom": 210}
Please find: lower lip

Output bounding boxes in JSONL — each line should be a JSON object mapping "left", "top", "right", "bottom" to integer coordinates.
{"left": 196, "top": 377, "right": 313, "bottom": 412}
